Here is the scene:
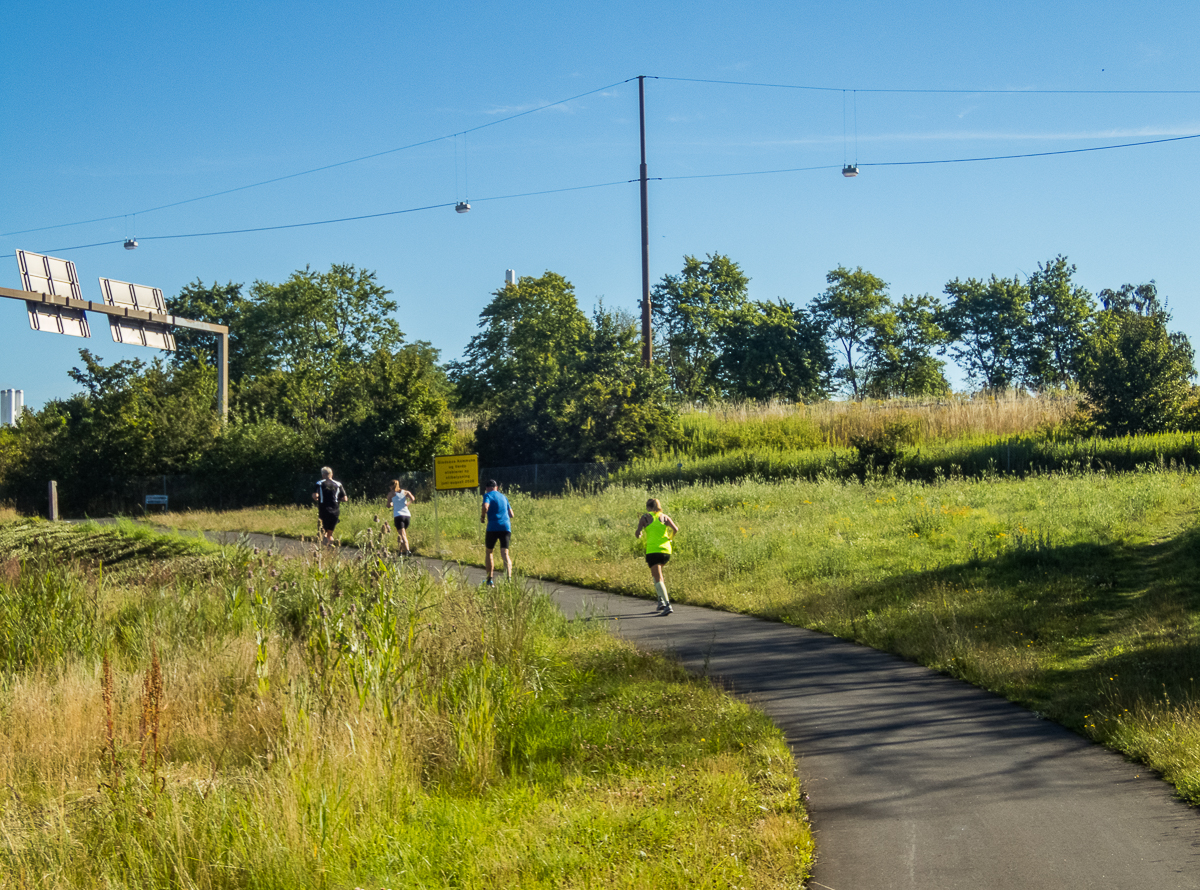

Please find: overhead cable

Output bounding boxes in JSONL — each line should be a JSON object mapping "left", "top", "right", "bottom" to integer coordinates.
{"left": 0, "top": 78, "right": 637, "bottom": 239}
{"left": 10, "top": 180, "right": 635, "bottom": 256}
{"left": 652, "top": 75, "right": 1200, "bottom": 95}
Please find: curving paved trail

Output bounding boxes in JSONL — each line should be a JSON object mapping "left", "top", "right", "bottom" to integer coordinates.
{"left": 207, "top": 531, "right": 1200, "bottom": 889}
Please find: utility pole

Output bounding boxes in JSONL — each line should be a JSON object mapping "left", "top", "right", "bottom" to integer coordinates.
{"left": 639, "top": 75, "right": 652, "bottom": 367}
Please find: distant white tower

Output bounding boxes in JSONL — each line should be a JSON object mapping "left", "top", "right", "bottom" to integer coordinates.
{"left": 505, "top": 269, "right": 517, "bottom": 287}
{"left": 1, "top": 390, "right": 23, "bottom": 426}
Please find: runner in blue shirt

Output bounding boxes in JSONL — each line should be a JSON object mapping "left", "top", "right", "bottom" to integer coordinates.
{"left": 480, "top": 479, "right": 514, "bottom": 586}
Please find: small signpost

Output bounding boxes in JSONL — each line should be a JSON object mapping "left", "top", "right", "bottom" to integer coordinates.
{"left": 144, "top": 494, "right": 169, "bottom": 513}
{"left": 431, "top": 454, "right": 479, "bottom": 553}
{"left": 434, "top": 454, "right": 480, "bottom": 491}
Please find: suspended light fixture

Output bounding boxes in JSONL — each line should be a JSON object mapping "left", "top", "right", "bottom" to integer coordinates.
{"left": 453, "top": 133, "right": 471, "bottom": 214}
{"left": 842, "top": 90, "right": 859, "bottom": 179}
{"left": 123, "top": 238, "right": 139, "bottom": 249}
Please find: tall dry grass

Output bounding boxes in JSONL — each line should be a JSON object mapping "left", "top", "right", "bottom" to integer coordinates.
{"left": 676, "top": 392, "right": 1078, "bottom": 454}
{"left": 0, "top": 521, "right": 812, "bottom": 888}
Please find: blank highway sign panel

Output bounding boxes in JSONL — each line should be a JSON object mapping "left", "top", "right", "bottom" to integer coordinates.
{"left": 98, "top": 277, "right": 176, "bottom": 350}
{"left": 16, "top": 250, "right": 91, "bottom": 338}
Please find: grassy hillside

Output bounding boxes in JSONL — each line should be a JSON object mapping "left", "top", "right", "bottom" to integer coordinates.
{"left": 156, "top": 464, "right": 1200, "bottom": 804}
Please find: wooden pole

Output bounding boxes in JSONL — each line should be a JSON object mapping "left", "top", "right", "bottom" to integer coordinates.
{"left": 639, "top": 75, "right": 652, "bottom": 367}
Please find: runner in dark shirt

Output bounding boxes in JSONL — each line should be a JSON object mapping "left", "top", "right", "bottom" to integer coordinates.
{"left": 312, "top": 466, "right": 348, "bottom": 546}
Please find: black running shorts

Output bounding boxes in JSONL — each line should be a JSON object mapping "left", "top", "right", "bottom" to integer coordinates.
{"left": 393, "top": 515, "right": 410, "bottom": 530}
{"left": 485, "top": 530, "right": 512, "bottom": 551}
{"left": 645, "top": 552, "right": 671, "bottom": 567}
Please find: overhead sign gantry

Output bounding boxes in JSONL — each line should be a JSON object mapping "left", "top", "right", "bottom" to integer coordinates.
{"left": 2, "top": 250, "right": 230, "bottom": 419}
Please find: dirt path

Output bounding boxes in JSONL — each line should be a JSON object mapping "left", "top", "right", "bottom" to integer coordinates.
{"left": 202, "top": 530, "right": 1200, "bottom": 890}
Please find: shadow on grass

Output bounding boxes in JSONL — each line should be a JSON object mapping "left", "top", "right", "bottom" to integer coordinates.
{"left": 817, "top": 520, "right": 1200, "bottom": 719}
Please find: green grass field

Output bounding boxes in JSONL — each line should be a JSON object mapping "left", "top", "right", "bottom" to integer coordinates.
{"left": 150, "top": 465, "right": 1200, "bottom": 804}
{"left": 0, "top": 521, "right": 812, "bottom": 889}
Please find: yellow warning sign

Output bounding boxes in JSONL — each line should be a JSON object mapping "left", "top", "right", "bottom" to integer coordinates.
{"left": 433, "top": 454, "right": 479, "bottom": 491}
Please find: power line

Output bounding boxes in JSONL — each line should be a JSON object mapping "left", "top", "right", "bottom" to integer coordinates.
{"left": 0, "top": 78, "right": 637, "bottom": 239}
{"left": 8, "top": 180, "right": 635, "bottom": 256}
{"left": 861, "top": 132, "right": 1200, "bottom": 166}
{"left": 652, "top": 75, "right": 1200, "bottom": 95}
{"left": 10, "top": 72, "right": 1198, "bottom": 241}
{"left": 659, "top": 165, "right": 833, "bottom": 181}
{"left": 7, "top": 127, "right": 1194, "bottom": 257}
{"left": 656, "top": 133, "right": 1200, "bottom": 182}
{"left": 6, "top": 77, "right": 1198, "bottom": 253}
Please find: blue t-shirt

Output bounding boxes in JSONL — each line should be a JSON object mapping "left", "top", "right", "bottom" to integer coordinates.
{"left": 482, "top": 490, "right": 512, "bottom": 532}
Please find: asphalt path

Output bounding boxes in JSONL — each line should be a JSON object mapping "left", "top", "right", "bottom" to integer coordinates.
{"left": 201, "top": 530, "right": 1200, "bottom": 889}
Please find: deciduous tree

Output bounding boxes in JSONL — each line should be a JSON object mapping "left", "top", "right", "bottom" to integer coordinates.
{"left": 812, "top": 266, "right": 890, "bottom": 400}
{"left": 326, "top": 343, "right": 456, "bottom": 479}
{"left": 1025, "top": 256, "right": 1094, "bottom": 389}
{"left": 238, "top": 264, "right": 403, "bottom": 380}
{"left": 942, "top": 274, "right": 1030, "bottom": 391}
{"left": 450, "top": 275, "right": 678, "bottom": 464}
{"left": 651, "top": 254, "right": 750, "bottom": 401}
{"left": 450, "top": 271, "right": 590, "bottom": 413}
{"left": 1077, "top": 283, "right": 1195, "bottom": 434}
{"left": 168, "top": 279, "right": 247, "bottom": 372}
{"left": 864, "top": 294, "right": 950, "bottom": 398}
{"left": 713, "top": 300, "right": 831, "bottom": 401}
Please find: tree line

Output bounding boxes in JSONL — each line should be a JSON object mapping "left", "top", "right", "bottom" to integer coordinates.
{"left": 0, "top": 253, "right": 1195, "bottom": 512}
{"left": 649, "top": 253, "right": 1195, "bottom": 434}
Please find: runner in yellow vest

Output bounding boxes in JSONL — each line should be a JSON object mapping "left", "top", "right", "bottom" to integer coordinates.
{"left": 635, "top": 497, "right": 680, "bottom": 615}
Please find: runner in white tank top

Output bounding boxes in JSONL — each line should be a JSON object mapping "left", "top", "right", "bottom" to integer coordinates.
{"left": 386, "top": 479, "right": 416, "bottom": 554}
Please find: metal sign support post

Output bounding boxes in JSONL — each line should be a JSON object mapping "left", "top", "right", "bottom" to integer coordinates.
{"left": 432, "top": 480, "right": 441, "bottom": 555}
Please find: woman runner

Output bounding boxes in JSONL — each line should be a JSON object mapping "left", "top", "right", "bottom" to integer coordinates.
{"left": 386, "top": 480, "right": 416, "bottom": 554}
{"left": 635, "top": 497, "right": 679, "bottom": 615}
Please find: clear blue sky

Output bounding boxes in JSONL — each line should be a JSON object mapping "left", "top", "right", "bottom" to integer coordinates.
{"left": 4, "top": 0, "right": 1200, "bottom": 408}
